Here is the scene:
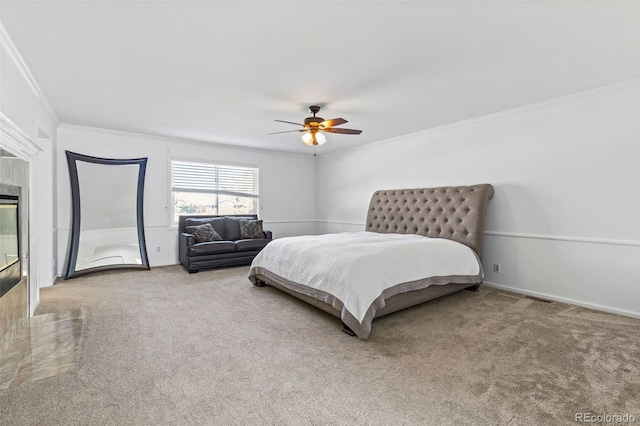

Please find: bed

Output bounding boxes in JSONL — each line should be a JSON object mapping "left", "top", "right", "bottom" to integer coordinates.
{"left": 248, "top": 184, "right": 494, "bottom": 339}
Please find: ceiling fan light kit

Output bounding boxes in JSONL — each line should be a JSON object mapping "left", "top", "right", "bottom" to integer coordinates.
{"left": 271, "top": 105, "right": 362, "bottom": 147}
{"left": 302, "top": 131, "right": 326, "bottom": 146}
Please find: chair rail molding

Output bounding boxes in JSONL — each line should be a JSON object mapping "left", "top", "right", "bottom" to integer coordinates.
{"left": 484, "top": 230, "right": 640, "bottom": 248}
{"left": 315, "top": 220, "right": 640, "bottom": 247}
{"left": 263, "top": 219, "right": 316, "bottom": 224}
{"left": 316, "top": 220, "right": 365, "bottom": 226}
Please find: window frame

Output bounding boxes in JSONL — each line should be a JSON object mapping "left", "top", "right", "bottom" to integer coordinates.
{"left": 169, "top": 157, "right": 259, "bottom": 226}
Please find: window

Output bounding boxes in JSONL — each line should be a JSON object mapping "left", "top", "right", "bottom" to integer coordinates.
{"left": 171, "top": 160, "right": 259, "bottom": 223}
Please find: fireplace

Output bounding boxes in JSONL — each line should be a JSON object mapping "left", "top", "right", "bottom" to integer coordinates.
{"left": 0, "top": 194, "right": 20, "bottom": 298}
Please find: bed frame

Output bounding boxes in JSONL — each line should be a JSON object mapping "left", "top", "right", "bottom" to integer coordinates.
{"left": 254, "top": 184, "right": 494, "bottom": 336}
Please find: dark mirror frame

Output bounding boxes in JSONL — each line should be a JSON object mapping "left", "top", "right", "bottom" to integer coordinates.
{"left": 65, "top": 151, "right": 150, "bottom": 279}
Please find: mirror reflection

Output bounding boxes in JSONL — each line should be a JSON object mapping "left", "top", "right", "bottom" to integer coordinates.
{"left": 0, "top": 194, "right": 20, "bottom": 297}
{"left": 76, "top": 162, "right": 141, "bottom": 270}
{"left": 65, "top": 152, "right": 149, "bottom": 278}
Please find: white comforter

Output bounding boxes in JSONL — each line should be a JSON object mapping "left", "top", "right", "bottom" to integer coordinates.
{"left": 249, "top": 231, "right": 481, "bottom": 323}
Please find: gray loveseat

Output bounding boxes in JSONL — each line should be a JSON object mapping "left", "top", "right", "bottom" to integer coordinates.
{"left": 178, "top": 214, "right": 272, "bottom": 273}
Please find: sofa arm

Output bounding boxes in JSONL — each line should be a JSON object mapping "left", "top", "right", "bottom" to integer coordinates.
{"left": 264, "top": 230, "right": 273, "bottom": 240}
{"left": 179, "top": 232, "right": 195, "bottom": 265}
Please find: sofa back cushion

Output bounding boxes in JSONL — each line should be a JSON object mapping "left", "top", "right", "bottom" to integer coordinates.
{"left": 185, "top": 217, "right": 227, "bottom": 240}
{"left": 224, "top": 216, "right": 255, "bottom": 241}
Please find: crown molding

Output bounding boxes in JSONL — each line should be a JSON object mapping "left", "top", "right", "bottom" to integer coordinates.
{"left": 0, "top": 23, "right": 60, "bottom": 126}
{"left": 0, "top": 112, "right": 43, "bottom": 160}
{"left": 57, "top": 123, "right": 316, "bottom": 160}
{"left": 318, "top": 78, "right": 640, "bottom": 159}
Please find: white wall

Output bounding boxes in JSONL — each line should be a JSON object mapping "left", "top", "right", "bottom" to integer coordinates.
{"left": 3, "top": 15, "right": 639, "bottom": 323}
{"left": 55, "top": 126, "right": 316, "bottom": 275}
{"left": 1, "top": 23, "right": 58, "bottom": 312}
{"left": 33, "top": 131, "right": 55, "bottom": 294}
{"left": 316, "top": 81, "right": 640, "bottom": 318}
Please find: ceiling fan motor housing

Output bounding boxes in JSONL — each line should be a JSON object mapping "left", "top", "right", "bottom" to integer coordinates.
{"left": 304, "top": 116, "right": 324, "bottom": 128}
{"left": 305, "top": 105, "right": 323, "bottom": 128}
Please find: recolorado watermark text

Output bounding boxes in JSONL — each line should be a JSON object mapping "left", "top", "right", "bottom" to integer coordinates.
{"left": 575, "top": 413, "right": 637, "bottom": 423}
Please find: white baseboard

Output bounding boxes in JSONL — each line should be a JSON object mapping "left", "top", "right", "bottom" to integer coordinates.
{"left": 483, "top": 281, "right": 640, "bottom": 320}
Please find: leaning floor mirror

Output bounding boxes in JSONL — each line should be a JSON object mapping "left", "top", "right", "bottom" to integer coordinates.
{"left": 65, "top": 151, "right": 150, "bottom": 279}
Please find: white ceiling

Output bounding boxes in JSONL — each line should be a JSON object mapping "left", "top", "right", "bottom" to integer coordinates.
{"left": 1, "top": 1, "right": 638, "bottom": 155}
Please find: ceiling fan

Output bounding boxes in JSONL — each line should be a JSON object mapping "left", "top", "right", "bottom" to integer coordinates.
{"left": 270, "top": 105, "right": 362, "bottom": 146}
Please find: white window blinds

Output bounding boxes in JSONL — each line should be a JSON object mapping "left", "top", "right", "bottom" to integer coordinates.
{"left": 172, "top": 160, "right": 258, "bottom": 197}
{"left": 217, "top": 165, "right": 256, "bottom": 195}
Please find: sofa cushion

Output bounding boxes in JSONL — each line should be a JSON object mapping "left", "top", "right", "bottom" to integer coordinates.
{"left": 186, "top": 223, "right": 223, "bottom": 243}
{"left": 239, "top": 219, "right": 265, "bottom": 239}
{"left": 188, "top": 241, "right": 236, "bottom": 256}
{"left": 184, "top": 217, "right": 229, "bottom": 240}
{"left": 235, "top": 238, "right": 270, "bottom": 252}
{"left": 185, "top": 217, "right": 226, "bottom": 240}
{"left": 224, "top": 217, "right": 254, "bottom": 241}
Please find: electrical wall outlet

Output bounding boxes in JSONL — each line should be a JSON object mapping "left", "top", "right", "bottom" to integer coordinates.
{"left": 493, "top": 263, "right": 501, "bottom": 273}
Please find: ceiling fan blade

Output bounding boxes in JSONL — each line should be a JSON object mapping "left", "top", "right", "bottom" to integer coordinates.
{"left": 274, "top": 119, "right": 305, "bottom": 127}
{"left": 320, "top": 118, "right": 347, "bottom": 128}
{"left": 269, "top": 129, "right": 307, "bottom": 135}
{"left": 323, "top": 128, "right": 362, "bottom": 135}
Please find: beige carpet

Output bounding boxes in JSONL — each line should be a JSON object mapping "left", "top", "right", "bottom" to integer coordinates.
{"left": 1, "top": 265, "right": 638, "bottom": 425}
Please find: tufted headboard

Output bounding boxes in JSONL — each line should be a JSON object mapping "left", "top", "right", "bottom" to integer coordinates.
{"left": 366, "top": 184, "right": 494, "bottom": 258}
